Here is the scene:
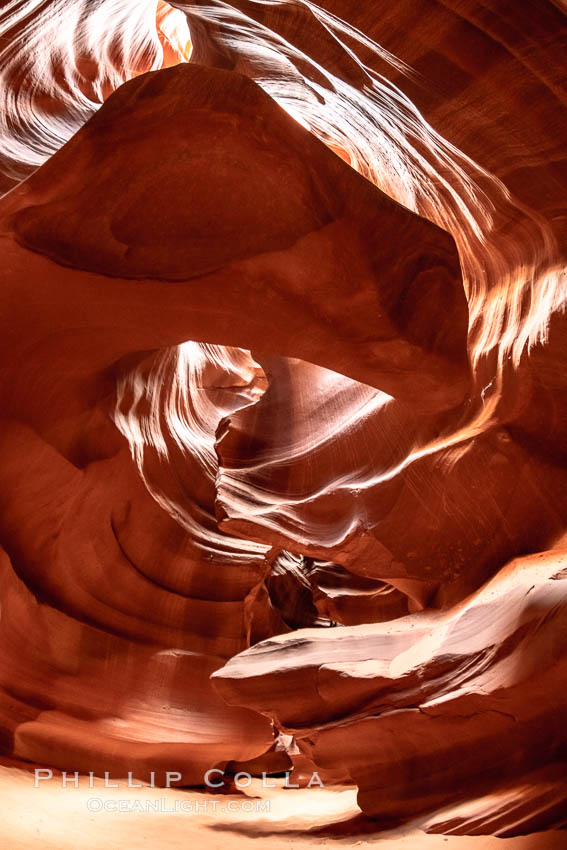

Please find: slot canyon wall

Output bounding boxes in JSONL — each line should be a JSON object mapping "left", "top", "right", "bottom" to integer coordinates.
{"left": 0, "top": 0, "right": 566, "bottom": 844}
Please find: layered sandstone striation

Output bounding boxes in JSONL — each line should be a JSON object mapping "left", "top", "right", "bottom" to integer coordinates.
{"left": 0, "top": 0, "right": 565, "bottom": 842}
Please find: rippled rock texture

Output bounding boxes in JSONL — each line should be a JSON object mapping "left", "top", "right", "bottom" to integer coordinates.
{"left": 0, "top": 0, "right": 566, "bottom": 842}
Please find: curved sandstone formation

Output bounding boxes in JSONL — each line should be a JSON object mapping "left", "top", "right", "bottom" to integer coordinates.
{"left": 0, "top": 0, "right": 565, "bottom": 843}
{"left": 213, "top": 548, "right": 567, "bottom": 833}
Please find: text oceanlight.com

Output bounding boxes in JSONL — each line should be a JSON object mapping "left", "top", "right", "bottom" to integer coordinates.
{"left": 85, "top": 798, "right": 271, "bottom": 813}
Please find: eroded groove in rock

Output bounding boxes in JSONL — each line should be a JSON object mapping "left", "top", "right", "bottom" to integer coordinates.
{"left": 213, "top": 550, "right": 567, "bottom": 830}
{"left": 0, "top": 0, "right": 565, "bottom": 844}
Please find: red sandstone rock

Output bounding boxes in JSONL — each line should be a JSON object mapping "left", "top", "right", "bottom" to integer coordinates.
{"left": 213, "top": 549, "right": 567, "bottom": 832}
{"left": 0, "top": 0, "right": 565, "bottom": 843}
